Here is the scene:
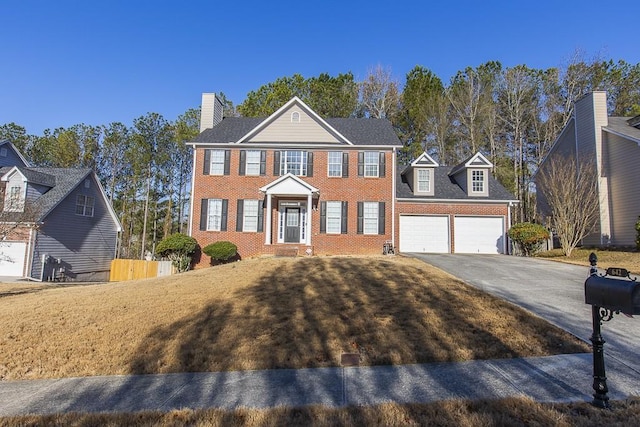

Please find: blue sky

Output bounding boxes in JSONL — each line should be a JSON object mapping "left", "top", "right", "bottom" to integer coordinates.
{"left": 2, "top": 0, "right": 638, "bottom": 135}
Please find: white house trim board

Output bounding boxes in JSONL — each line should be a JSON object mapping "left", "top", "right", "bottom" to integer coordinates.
{"left": 464, "top": 152, "right": 493, "bottom": 168}
{"left": 411, "top": 152, "right": 439, "bottom": 167}
{"left": 259, "top": 173, "right": 319, "bottom": 196}
{"left": 603, "top": 128, "right": 640, "bottom": 145}
{"left": 236, "top": 97, "right": 354, "bottom": 145}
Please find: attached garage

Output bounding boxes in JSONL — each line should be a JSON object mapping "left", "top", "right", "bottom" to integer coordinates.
{"left": 399, "top": 215, "right": 449, "bottom": 253}
{"left": 454, "top": 216, "right": 505, "bottom": 254}
{"left": 0, "top": 242, "right": 27, "bottom": 277}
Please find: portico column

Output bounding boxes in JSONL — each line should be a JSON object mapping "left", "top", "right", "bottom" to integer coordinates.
{"left": 265, "top": 193, "right": 272, "bottom": 245}
{"left": 306, "top": 193, "right": 312, "bottom": 245}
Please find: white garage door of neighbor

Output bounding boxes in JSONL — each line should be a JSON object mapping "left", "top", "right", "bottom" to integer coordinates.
{"left": 399, "top": 215, "right": 449, "bottom": 253}
{"left": 454, "top": 216, "right": 504, "bottom": 254}
{"left": 0, "top": 242, "right": 27, "bottom": 277}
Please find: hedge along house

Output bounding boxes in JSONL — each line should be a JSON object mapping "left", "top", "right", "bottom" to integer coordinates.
{"left": 188, "top": 94, "right": 518, "bottom": 265}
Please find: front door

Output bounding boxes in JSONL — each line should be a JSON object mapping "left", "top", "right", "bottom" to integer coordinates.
{"left": 284, "top": 207, "right": 300, "bottom": 243}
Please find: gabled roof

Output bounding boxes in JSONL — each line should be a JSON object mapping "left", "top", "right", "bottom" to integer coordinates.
{"left": 396, "top": 165, "right": 517, "bottom": 202}
{"left": 259, "top": 173, "right": 319, "bottom": 196}
{"left": 1, "top": 166, "right": 56, "bottom": 187}
{"left": 190, "top": 99, "right": 402, "bottom": 147}
{"left": 448, "top": 152, "right": 493, "bottom": 176}
{"left": 0, "top": 140, "right": 31, "bottom": 167}
{"left": 401, "top": 152, "right": 439, "bottom": 175}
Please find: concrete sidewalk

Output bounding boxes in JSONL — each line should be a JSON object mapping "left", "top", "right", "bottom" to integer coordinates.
{"left": 1, "top": 353, "right": 639, "bottom": 416}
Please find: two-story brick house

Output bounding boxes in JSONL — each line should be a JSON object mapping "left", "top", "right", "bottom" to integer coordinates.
{"left": 188, "top": 94, "right": 517, "bottom": 265}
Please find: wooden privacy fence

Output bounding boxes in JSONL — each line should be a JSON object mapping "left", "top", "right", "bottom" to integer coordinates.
{"left": 109, "top": 259, "right": 175, "bottom": 281}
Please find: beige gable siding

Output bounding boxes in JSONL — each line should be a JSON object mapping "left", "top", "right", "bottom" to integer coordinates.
{"left": 604, "top": 133, "right": 640, "bottom": 246}
{"left": 248, "top": 106, "right": 342, "bottom": 143}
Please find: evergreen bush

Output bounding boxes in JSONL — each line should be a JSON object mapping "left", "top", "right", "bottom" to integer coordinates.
{"left": 508, "top": 222, "right": 550, "bottom": 256}
{"left": 202, "top": 241, "right": 238, "bottom": 264}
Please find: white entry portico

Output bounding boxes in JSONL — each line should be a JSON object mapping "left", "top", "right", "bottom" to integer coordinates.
{"left": 260, "top": 173, "right": 319, "bottom": 246}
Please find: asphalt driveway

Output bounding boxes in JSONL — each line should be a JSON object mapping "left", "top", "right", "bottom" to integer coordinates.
{"left": 410, "top": 254, "right": 640, "bottom": 373}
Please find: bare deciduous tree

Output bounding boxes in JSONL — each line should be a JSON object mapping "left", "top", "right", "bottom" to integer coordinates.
{"left": 358, "top": 65, "right": 400, "bottom": 119}
{"left": 536, "top": 154, "right": 600, "bottom": 256}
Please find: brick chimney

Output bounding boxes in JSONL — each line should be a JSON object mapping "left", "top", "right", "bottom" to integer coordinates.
{"left": 200, "top": 93, "right": 224, "bottom": 133}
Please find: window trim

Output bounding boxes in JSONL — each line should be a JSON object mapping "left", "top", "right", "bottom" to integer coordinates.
{"left": 417, "top": 169, "right": 431, "bottom": 193}
{"left": 327, "top": 151, "right": 343, "bottom": 177}
{"left": 245, "top": 150, "right": 262, "bottom": 176}
{"left": 75, "top": 194, "right": 95, "bottom": 217}
{"left": 209, "top": 149, "right": 226, "bottom": 175}
{"left": 364, "top": 151, "right": 379, "bottom": 177}
{"left": 471, "top": 169, "right": 485, "bottom": 193}
{"left": 242, "top": 199, "right": 259, "bottom": 232}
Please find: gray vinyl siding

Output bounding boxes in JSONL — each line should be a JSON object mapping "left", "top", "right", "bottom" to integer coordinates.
{"left": 603, "top": 132, "right": 640, "bottom": 246}
{"left": 26, "top": 183, "right": 50, "bottom": 200}
{"left": 0, "top": 145, "right": 27, "bottom": 167}
{"left": 30, "top": 176, "right": 118, "bottom": 281}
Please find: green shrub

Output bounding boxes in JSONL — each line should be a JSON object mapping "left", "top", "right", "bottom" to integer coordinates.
{"left": 202, "top": 241, "right": 238, "bottom": 264}
{"left": 155, "top": 233, "right": 198, "bottom": 273}
{"left": 635, "top": 216, "right": 640, "bottom": 250}
{"left": 508, "top": 222, "right": 550, "bottom": 257}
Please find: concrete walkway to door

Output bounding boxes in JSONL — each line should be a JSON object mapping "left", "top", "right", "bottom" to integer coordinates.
{"left": 409, "top": 254, "right": 640, "bottom": 374}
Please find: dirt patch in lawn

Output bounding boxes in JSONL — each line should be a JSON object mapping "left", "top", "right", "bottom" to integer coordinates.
{"left": 537, "top": 248, "right": 640, "bottom": 275}
{"left": 0, "top": 256, "right": 588, "bottom": 381}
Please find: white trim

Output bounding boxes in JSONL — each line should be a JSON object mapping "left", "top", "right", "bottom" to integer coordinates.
{"left": 410, "top": 152, "right": 439, "bottom": 167}
{"left": 397, "top": 198, "right": 519, "bottom": 204}
{"left": 391, "top": 147, "right": 396, "bottom": 250}
{"left": 235, "top": 97, "right": 355, "bottom": 145}
{"left": 187, "top": 142, "right": 399, "bottom": 150}
{"left": 464, "top": 152, "right": 493, "bottom": 168}
{"left": 259, "top": 173, "right": 319, "bottom": 195}
{"left": 603, "top": 127, "right": 640, "bottom": 145}
{"left": 188, "top": 148, "right": 197, "bottom": 236}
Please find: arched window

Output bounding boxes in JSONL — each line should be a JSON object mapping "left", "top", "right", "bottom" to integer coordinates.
{"left": 291, "top": 111, "right": 301, "bottom": 123}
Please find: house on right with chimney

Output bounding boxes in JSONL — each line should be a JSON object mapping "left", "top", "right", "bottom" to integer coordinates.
{"left": 536, "top": 91, "right": 640, "bottom": 247}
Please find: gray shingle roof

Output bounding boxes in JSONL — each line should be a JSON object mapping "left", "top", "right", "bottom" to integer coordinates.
{"left": 16, "top": 167, "right": 56, "bottom": 187}
{"left": 605, "top": 117, "right": 640, "bottom": 141}
{"left": 193, "top": 117, "right": 402, "bottom": 146}
{"left": 29, "top": 167, "right": 92, "bottom": 220}
{"left": 396, "top": 166, "right": 517, "bottom": 201}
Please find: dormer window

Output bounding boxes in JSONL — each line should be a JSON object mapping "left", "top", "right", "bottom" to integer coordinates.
{"left": 5, "top": 185, "right": 24, "bottom": 211}
{"left": 417, "top": 169, "right": 431, "bottom": 192}
{"left": 291, "top": 111, "right": 301, "bottom": 123}
{"left": 471, "top": 170, "right": 485, "bottom": 193}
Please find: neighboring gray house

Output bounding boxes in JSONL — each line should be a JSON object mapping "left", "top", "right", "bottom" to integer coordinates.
{"left": 0, "top": 145, "right": 121, "bottom": 281}
{"left": 0, "top": 140, "right": 30, "bottom": 168}
{"left": 536, "top": 91, "right": 640, "bottom": 247}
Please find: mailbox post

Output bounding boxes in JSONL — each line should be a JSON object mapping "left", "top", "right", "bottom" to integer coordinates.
{"left": 584, "top": 252, "right": 640, "bottom": 409}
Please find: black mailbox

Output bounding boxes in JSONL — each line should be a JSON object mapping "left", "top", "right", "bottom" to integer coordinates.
{"left": 585, "top": 274, "right": 640, "bottom": 316}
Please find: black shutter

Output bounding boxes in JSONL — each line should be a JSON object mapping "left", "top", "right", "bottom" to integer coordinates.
{"left": 307, "top": 152, "right": 313, "bottom": 177}
{"left": 320, "top": 201, "right": 327, "bottom": 233}
{"left": 358, "top": 152, "right": 364, "bottom": 176}
{"left": 224, "top": 150, "right": 231, "bottom": 175}
{"left": 221, "top": 199, "right": 228, "bottom": 231}
{"left": 357, "top": 202, "right": 363, "bottom": 234}
{"left": 379, "top": 152, "right": 386, "bottom": 177}
{"left": 342, "top": 152, "right": 349, "bottom": 177}
{"left": 378, "top": 202, "right": 385, "bottom": 235}
{"left": 239, "top": 150, "right": 246, "bottom": 175}
{"left": 273, "top": 151, "right": 281, "bottom": 175}
{"left": 341, "top": 202, "right": 348, "bottom": 234}
{"left": 203, "top": 150, "right": 211, "bottom": 175}
{"left": 236, "top": 200, "right": 244, "bottom": 231}
{"left": 258, "top": 200, "right": 264, "bottom": 232}
{"left": 200, "top": 199, "right": 208, "bottom": 230}
{"left": 260, "top": 150, "right": 266, "bottom": 175}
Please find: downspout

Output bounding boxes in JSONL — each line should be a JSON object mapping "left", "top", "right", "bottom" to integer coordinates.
{"left": 507, "top": 202, "right": 513, "bottom": 255}
{"left": 26, "top": 226, "right": 43, "bottom": 282}
{"left": 24, "top": 226, "right": 34, "bottom": 279}
{"left": 391, "top": 147, "right": 396, "bottom": 249}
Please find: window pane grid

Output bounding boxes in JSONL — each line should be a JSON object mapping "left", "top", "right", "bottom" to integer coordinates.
{"left": 417, "top": 169, "right": 430, "bottom": 192}
{"left": 76, "top": 195, "right": 95, "bottom": 217}
{"left": 363, "top": 202, "right": 378, "bottom": 234}
{"left": 326, "top": 201, "right": 341, "bottom": 234}
{"left": 246, "top": 151, "right": 261, "bottom": 176}
{"left": 281, "top": 151, "right": 307, "bottom": 176}
{"left": 472, "top": 170, "right": 484, "bottom": 192}
{"left": 243, "top": 200, "right": 259, "bottom": 232}
{"left": 210, "top": 150, "right": 225, "bottom": 175}
{"left": 328, "top": 152, "right": 342, "bottom": 177}
{"left": 208, "top": 199, "right": 222, "bottom": 231}
{"left": 364, "top": 152, "right": 379, "bottom": 177}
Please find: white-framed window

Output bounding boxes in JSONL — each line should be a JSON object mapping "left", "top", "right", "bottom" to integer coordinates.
{"left": 243, "top": 200, "right": 259, "bottom": 232}
{"left": 326, "top": 201, "right": 342, "bottom": 234}
{"left": 472, "top": 170, "right": 484, "bottom": 193}
{"left": 76, "top": 195, "right": 95, "bottom": 217}
{"left": 291, "top": 111, "right": 301, "bottom": 123}
{"left": 364, "top": 151, "right": 379, "bottom": 177}
{"left": 245, "top": 150, "right": 261, "bottom": 176}
{"left": 209, "top": 150, "right": 226, "bottom": 175}
{"left": 0, "top": 148, "right": 7, "bottom": 157}
{"left": 328, "top": 151, "right": 342, "bottom": 177}
{"left": 417, "top": 169, "right": 430, "bottom": 192}
{"left": 207, "top": 199, "right": 223, "bottom": 231}
{"left": 363, "top": 202, "right": 378, "bottom": 235}
{"left": 281, "top": 151, "right": 308, "bottom": 176}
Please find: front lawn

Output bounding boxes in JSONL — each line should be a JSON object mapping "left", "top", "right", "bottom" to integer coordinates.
{"left": 0, "top": 256, "right": 588, "bottom": 381}
{"left": 536, "top": 248, "right": 640, "bottom": 275}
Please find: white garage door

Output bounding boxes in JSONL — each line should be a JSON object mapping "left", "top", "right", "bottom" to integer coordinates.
{"left": 0, "top": 242, "right": 27, "bottom": 277}
{"left": 399, "top": 215, "right": 449, "bottom": 253}
{"left": 454, "top": 217, "right": 504, "bottom": 254}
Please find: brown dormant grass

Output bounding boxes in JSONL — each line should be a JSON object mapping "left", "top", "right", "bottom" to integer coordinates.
{"left": 3, "top": 397, "right": 639, "bottom": 427}
{"left": 0, "top": 256, "right": 588, "bottom": 381}
{"left": 537, "top": 248, "right": 640, "bottom": 275}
